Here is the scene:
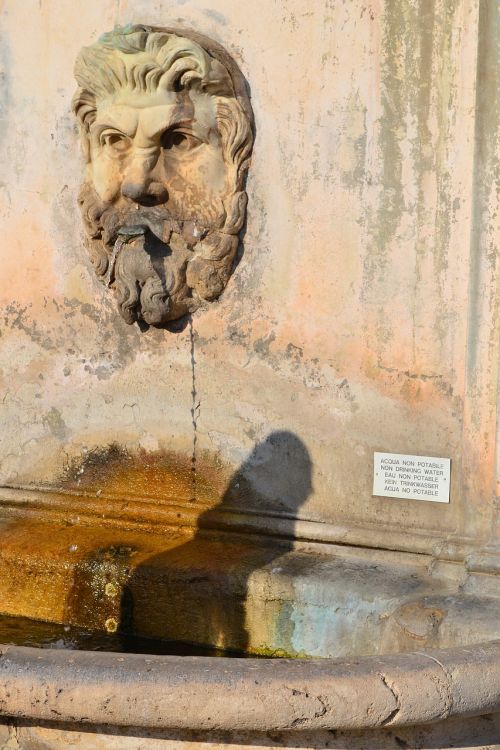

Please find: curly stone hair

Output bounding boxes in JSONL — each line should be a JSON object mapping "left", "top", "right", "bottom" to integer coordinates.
{"left": 72, "top": 25, "right": 254, "bottom": 192}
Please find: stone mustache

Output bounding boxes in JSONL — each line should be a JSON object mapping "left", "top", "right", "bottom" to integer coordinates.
{"left": 72, "top": 25, "right": 254, "bottom": 326}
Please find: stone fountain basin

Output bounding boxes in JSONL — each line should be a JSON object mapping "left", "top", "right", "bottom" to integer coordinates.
{"left": 0, "top": 640, "right": 499, "bottom": 732}
{"left": 0, "top": 640, "right": 500, "bottom": 750}
{"left": 0, "top": 510, "right": 500, "bottom": 747}
{"left": 1, "top": 511, "right": 500, "bottom": 658}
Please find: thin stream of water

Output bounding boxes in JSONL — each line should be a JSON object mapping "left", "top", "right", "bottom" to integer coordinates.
{"left": 189, "top": 316, "right": 199, "bottom": 503}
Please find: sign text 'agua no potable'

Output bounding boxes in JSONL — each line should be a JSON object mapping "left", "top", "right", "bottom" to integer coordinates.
{"left": 373, "top": 452, "right": 451, "bottom": 503}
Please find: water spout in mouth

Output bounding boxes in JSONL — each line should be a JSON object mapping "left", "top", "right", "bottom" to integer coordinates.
{"left": 106, "top": 225, "right": 147, "bottom": 288}
{"left": 118, "top": 225, "right": 147, "bottom": 239}
{"left": 106, "top": 237, "right": 124, "bottom": 288}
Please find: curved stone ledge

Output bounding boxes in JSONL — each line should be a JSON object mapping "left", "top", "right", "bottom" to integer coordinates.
{"left": 0, "top": 642, "right": 499, "bottom": 732}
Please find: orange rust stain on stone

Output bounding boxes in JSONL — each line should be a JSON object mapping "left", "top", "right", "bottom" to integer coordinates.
{"left": 60, "top": 444, "right": 225, "bottom": 507}
{"left": 0, "top": 516, "right": 193, "bottom": 631}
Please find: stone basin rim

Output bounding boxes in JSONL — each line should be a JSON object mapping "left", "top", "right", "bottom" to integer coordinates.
{"left": 0, "top": 641, "right": 499, "bottom": 732}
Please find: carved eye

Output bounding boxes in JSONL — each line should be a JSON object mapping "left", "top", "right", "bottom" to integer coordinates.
{"left": 161, "top": 130, "right": 201, "bottom": 152}
{"left": 101, "top": 132, "right": 130, "bottom": 153}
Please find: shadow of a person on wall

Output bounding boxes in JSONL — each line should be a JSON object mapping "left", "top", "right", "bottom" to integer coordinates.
{"left": 121, "top": 430, "right": 313, "bottom": 654}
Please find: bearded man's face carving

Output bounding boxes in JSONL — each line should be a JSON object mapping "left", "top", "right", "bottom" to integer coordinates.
{"left": 72, "top": 25, "right": 253, "bottom": 326}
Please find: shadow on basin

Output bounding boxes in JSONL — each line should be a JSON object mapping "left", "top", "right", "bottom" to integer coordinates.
{"left": 9, "top": 714, "right": 500, "bottom": 750}
{"left": 119, "top": 430, "right": 313, "bottom": 653}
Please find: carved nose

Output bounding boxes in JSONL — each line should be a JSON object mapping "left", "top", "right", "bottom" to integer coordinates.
{"left": 121, "top": 179, "right": 168, "bottom": 206}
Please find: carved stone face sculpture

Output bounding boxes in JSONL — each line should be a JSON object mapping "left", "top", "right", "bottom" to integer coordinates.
{"left": 72, "top": 25, "right": 254, "bottom": 326}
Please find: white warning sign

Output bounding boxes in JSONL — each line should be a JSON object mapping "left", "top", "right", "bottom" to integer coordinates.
{"left": 373, "top": 452, "right": 450, "bottom": 503}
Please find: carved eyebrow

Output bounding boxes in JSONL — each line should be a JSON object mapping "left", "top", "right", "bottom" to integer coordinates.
{"left": 145, "top": 118, "right": 193, "bottom": 140}
{"left": 140, "top": 117, "right": 212, "bottom": 147}
{"left": 166, "top": 118, "right": 195, "bottom": 131}
{"left": 144, "top": 96, "right": 201, "bottom": 135}
{"left": 91, "top": 107, "right": 139, "bottom": 138}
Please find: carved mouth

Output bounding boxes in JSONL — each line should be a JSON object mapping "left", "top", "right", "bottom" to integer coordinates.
{"left": 99, "top": 207, "right": 173, "bottom": 251}
{"left": 101, "top": 211, "right": 211, "bottom": 256}
{"left": 104, "top": 224, "right": 156, "bottom": 252}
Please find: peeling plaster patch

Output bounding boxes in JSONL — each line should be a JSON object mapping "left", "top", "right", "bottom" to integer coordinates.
{"left": 64, "top": 299, "right": 102, "bottom": 327}
{"left": 254, "top": 332, "right": 276, "bottom": 358}
{"left": 3, "top": 303, "right": 57, "bottom": 352}
{"left": 1, "top": 297, "right": 168, "bottom": 377}
{"left": 285, "top": 343, "right": 303, "bottom": 370}
{"left": 42, "top": 407, "right": 68, "bottom": 441}
{"left": 226, "top": 320, "right": 353, "bottom": 399}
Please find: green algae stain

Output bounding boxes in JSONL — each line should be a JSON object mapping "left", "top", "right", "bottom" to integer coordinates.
{"left": 467, "top": 0, "right": 499, "bottom": 379}
{"left": 251, "top": 646, "right": 309, "bottom": 659}
{"left": 362, "top": 0, "right": 463, "bottom": 365}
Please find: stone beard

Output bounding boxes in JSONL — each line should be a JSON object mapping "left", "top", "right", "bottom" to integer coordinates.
{"left": 72, "top": 25, "right": 254, "bottom": 326}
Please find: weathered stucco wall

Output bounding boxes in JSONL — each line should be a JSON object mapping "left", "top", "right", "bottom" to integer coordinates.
{"left": 0, "top": 0, "right": 498, "bottom": 553}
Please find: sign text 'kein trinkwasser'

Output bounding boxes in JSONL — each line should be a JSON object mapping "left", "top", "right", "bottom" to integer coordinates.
{"left": 373, "top": 452, "right": 450, "bottom": 503}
